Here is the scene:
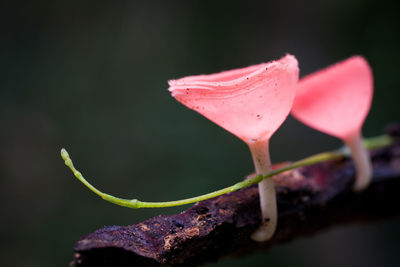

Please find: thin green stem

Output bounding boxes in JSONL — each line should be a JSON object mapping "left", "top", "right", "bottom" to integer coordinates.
{"left": 61, "top": 134, "right": 393, "bottom": 209}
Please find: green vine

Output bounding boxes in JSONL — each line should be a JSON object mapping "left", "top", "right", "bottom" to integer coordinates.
{"left": 61, "top": 134, "right": 392, "bottom": 209}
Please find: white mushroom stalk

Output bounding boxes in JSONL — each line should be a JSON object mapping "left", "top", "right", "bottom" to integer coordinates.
{"left": 344, "top": 131, "right": 373, "bottom": 191}
{"left": 248, "top": 139, "right": 277, "bottom": 241}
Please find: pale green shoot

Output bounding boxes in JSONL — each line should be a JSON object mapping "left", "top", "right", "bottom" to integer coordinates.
{"left": 61, "top": 134, "right": 392, "bottom": 209}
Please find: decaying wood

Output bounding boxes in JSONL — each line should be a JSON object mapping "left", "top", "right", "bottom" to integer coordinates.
{"left": 72, "top": 125, "right": 400, "bottom": 267}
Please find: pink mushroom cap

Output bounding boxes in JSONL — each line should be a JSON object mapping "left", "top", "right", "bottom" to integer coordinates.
{"left": 291, "top": 56, "right": 373, "bottom": 140}
{"left": 168, "top": 54, "right": 299, "bottom": 143}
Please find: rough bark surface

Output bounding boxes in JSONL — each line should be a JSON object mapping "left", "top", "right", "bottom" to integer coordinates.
{"left": 72, "top": 125, "right": 400, "bottom": 267}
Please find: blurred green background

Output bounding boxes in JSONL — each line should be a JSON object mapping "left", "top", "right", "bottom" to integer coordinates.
{"left": 1, "top": 1, "right": 399, "bottom": 266}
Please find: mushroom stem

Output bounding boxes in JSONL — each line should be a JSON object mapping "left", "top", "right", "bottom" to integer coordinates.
{"left": 345, "top": 131, "right": 373, "bottom": 192}
{"left": 248, "top": 138, "right": 277, "bottom": 242}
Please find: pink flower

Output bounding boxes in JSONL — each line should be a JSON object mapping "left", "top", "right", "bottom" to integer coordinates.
{"left": 169, "top": 54, "right": 299, "bottom": 241}
{"left": 292, "top": 56, "right": 373, "bottom": 191}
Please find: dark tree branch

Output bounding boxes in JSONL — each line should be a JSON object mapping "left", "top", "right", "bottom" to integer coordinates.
{"left": 72, "top": 125, "right": 400, "bottom": 267}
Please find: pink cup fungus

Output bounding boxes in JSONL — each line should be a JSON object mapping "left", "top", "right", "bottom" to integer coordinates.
{"left": 291, "top": 56, "right": 373, "bottom": 191}
{"left": 168, "top": 55, "right": 299, "bottom": 241}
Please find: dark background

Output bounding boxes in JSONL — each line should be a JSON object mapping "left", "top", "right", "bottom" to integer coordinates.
{"left": 1, "top": 1, "right": 399, "bottom": 266}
